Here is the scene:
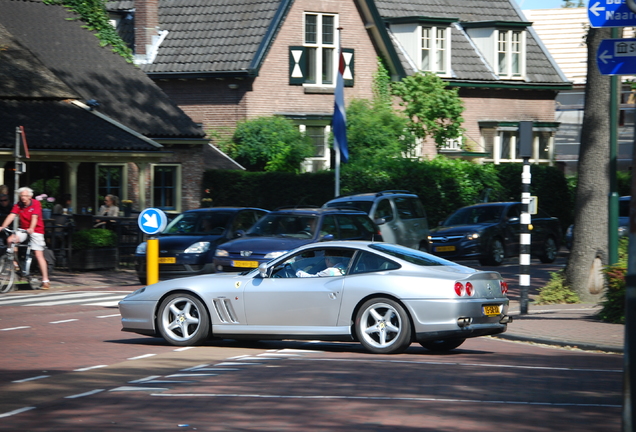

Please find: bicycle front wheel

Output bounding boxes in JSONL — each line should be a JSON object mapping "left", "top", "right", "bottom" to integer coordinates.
{"left": 0, "top": 254, "right": 16, "bottom": 293}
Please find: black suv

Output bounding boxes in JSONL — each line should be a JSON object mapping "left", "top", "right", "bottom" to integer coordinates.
{"left": 429, "top": 202, "right": 561, "bottom": 266}
{"left": 213, "top": 207, "right": 382, "bottom": 272}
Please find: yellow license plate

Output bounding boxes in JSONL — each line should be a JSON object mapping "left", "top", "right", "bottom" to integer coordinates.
{"left": 483, "top": 305, "right": 501, "bottom": 316}
{"left": 233, "top": 260, "right": 259, "bottom": 268}
{"left": 158, "top": 257, "right": 176, "bottom": 264}
{"left": 435, "top": 245, "right": 455, "bottom": 252}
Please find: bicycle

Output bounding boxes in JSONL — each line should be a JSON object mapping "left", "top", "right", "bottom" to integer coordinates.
{"left": 0, "top": 228, "right": 40, "bottom": 293}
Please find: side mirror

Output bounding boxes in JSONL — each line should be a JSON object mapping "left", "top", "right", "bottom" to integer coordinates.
{"left": 508, "top": 217, "right": 520, "bottom": 224}
{"left": 257, "top": 263, "right": 268, "bottom": 278}
{"left": 320, "top": 234, "right": 335, "bottom": 242}
{"left": 374, "top": 218, "right": 386, "bottom": 225}
{"left": 234, "top": 229, "right": 245, "bottom": 238}
{"left": 438, "top": 220, "right": 444, "bottom": 226}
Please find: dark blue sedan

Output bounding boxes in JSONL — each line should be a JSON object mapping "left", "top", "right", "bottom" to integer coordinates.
{"left": 135, "top": 207, "right": 268, "bottom": 283}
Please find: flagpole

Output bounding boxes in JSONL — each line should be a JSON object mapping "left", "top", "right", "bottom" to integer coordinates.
{"left": 335, "top": 27, "right": 342, "bottom": 198}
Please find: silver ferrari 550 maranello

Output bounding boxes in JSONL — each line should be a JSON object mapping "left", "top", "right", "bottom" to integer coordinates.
{"left": 119, "top": 241, "right": 511, "bottom": 354}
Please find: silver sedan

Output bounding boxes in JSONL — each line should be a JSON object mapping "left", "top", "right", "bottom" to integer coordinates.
{"left": 119, "top": 241, "right": 511, "bottom": 354}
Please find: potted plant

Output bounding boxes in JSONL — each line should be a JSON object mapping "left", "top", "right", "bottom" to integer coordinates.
{"left": 71, "top": 228, "right": 118, "bottom": 270}
{"left": 121, "top": 199, "right": 133, "bottom": 217}
{"left": 35, "top": 194, "right": 55, "bottom": 219}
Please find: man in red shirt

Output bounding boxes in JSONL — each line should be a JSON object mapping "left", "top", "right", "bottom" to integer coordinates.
{"left": 0, "top": 187, "right": 50, "bottom": 289}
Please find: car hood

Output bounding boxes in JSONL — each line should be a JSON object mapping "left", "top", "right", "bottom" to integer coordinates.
{"left": 157, "top": 235, "right": 225, "bottom": 249}
{"left": 430, "top": 224, "right": 493, "bottom": 236}
{"left": 217, "top": 236, "right": 314, "bottom": 253}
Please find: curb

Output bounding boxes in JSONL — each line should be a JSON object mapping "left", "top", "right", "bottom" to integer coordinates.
{"left": 493, "top": 333, "right": 624, "bottom": 354}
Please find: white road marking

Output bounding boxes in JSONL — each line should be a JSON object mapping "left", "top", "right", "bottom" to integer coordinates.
{"left": 166, "top": 373, "right": 218, "bottom": 378}
{"left": 110, "top": 386, "right": 168, "bottom": 392}
{"left": 150, "top": 392, "right": 620, "bottom": 408}
{"left": 65, "top": 389, "right": 105, "bottom": 399}
{"left": 12, "top": 375, "right": 50, "bottom": 383}
{"left": 49, "top": 319, "right": 78, "bottom": 324}
{"left": 214, "top": 362, "right": 262, "bottom": 366}
{"left": 74, "top": 365, "right": 108, "bottom": 372}
{"left": 174, "top": 346, "right": 195, "bottom": 352}
{"left": 290, "top": 357, "right": 623, "bottom": 373}
{"left": 0, "top": 407, "right": 36, "bottom": 418}
{"left": 0, "top": 326, "right": 30, "bottom": 331}
{"left": 96, "top": 314, "right": 120, "bottom": 318}
{"left": 129, "top": 376, "right": 161, "bottom": 383}
{"left": 127, "top": 353, "right": 156, "bottom": 360}
{"left": 0, "top": 291, "right": 130, "bottom": 307}
{"left": 181, "top": 363, "right": 209, "bottom": 371}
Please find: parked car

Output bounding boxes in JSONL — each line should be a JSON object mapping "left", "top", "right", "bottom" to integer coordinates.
{"left": 135, "top": 207, "right": 268, "bottom": 284}
{"left": 213, "top": 207, "right": 382, "bottom": 272}
{"left": 429, "top": 202, "right": 561, "bottom": 266}
{"left": 119, "top": 241, "right": 511, "bottom": 353}
{"left": 323, "top": 190, "right": 430, "bottom": 251}
{"left": 565, "top": 196, "right": 630, "bottom": 249}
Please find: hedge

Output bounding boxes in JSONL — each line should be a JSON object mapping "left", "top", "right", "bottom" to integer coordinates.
{"left": 203, "top": 158, "right": 574, "bottom": 230}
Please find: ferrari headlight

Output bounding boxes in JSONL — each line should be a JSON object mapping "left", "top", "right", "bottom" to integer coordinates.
{"left": 184, "top": 242, "right": 210, "bottom": 254}
{"left": 136, "top": 242, "right": 147, "bottom": 255}
{"left": 215, "top": 249, "right": 229, "bottom": 257}
{"left": 264, "top": 251, "right": 287, "bottom": 259}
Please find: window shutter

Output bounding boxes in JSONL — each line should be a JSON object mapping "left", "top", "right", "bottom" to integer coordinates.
{"left": 289, "top": 46, "right": 307, "bottom": 85}
{"left": 342, "top": 48, "right": 354, "bottom": 87}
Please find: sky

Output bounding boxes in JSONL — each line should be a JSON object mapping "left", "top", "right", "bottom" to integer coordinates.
{"left": 515, "top": 0, "right": 570, "bottom": 10}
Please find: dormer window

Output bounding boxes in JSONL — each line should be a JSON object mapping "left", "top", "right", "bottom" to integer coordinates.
{"left": 421, "top": 26, "right": 450, "bottom": 74}
{"left": 386, "top": 17, "right": 455, "bottom": 77}
{"left": 497, "top": 29, "right": 524, "bottom": 78}
{"left": 463, "top": 21, "right": 529, "bottom": 80}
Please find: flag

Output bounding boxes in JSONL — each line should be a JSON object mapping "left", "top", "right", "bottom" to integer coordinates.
{"left": 333, "top": 50, "right": 348, "bottom": 163}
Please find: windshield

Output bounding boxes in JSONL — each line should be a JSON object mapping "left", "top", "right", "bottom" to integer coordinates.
{"left": 369, "top": 243, "right": 474, "bottom": 272}
{"left": 444, "top": 206, "right": 503, "bottom": 226}
{"left": 162, "top": 211, "right": 233, "bottom": 235}
{"left": 246, "top": 214, "right": 319, "bottom": 238}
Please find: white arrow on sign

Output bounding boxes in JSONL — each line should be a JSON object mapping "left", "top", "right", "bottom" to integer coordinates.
{"left": 142, "top": 213, "right": 159, "bottom": 228}
{"left": 599, "top": 50, "right": 613, "bottom": 64}
{"left": 589, "top": 1, "right": 605, "bottom": 17}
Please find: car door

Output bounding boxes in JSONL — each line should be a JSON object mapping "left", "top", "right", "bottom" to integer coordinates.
{"left": 243, "top": 247, "right": 350, "bottom": 328}
{"left": 371, "top": 198, "right": 398, "bottom": 244}
{"left": 393, "top": 197, "right": 426, "bottom": 249}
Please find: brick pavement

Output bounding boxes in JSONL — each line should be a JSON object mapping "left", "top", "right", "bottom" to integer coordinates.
{"left": 25, "top": 268, "right": 628, "bottom": 354}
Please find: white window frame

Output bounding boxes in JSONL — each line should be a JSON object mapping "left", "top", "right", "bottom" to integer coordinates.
{"left": 303, "top": 13, "right": 338, "bottom": 87}
{"left": 299, "top": 124, "right": 331, "bottom": 172}
{"left": 419, "top": 26, "right": 451, "bottom": 75}
{"left": 495, "top": 29, "right": 525, "bottom": 79}
{"left": 150, "top": 163, "right": 182, "bottom": 213}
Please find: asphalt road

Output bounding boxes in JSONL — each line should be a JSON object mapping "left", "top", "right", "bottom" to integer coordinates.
{"left": 0, "top": 274, "right": 622, "bottom": 432}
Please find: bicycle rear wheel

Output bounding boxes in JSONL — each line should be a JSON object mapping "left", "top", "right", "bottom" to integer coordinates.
{"left": 0, "top": 254, "right": 15, "bottom": 293}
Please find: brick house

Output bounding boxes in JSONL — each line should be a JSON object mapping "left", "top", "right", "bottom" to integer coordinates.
{"left": 108, "top": 0, "right": 570, "bottom": 169}
{"left": 0, "top": 0, "right": 240, "bottom": 216}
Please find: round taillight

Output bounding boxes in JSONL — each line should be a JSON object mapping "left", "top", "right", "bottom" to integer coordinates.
{"left": 454, "top": 282, "right": 464, "bottom": 296}
{"left": 500, "top": 281, "right": 509, "bottom": 294}
{"left": 465, "top": 282, "right": 474, "bottom": 296}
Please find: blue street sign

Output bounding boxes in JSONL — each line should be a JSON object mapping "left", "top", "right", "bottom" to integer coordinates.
{"left": 588, "top": 0, "right": 636, "bottom": 28}
{"left": 138, "top": 208, "right": 168, "bottom": 235}
{"left": 597, "top": 38, "right": 636, "bottom": 75}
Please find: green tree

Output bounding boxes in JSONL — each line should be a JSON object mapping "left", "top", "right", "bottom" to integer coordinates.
{"left": 391, "top": 72, "right": 465, "bottom": 148}
{"left": 345, "top": 99, "right": 415, "bottom": 165}
{"left": 220, "top": 116, "right": 314, "bottom": 173}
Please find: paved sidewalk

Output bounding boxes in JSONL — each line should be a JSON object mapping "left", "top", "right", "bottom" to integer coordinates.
{"left": 36, "top": 268, "right": 627, "bottom": 354}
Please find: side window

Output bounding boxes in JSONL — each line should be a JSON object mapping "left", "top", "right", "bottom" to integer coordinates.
{"left": 506, "top": 206, "right": 520, "bottom": 220}
{"left": 354, "top": 215, "right": 376, "bottom": 237}
{"left": 233, "top": 211, "right": 261, "bottom": 232}
{"left": 374, "top": 199, "right": 394, "bottom": 222}
{"left": 394, "top": 197, "right": 415, "bottom": 220}
{"left": 412, "top": 199, "right": 426, "bottom": 219}
{"left": 351, "top": 251, "right": 400, "bottom": 274}
{"left": 335, "top": 215, "right": 363, "bottom": 239}
{"left": 321, "top": 215, "right": 338, "bottom": 238}
{"left": 272, "top": 248, "right": 354, "bottom": 278}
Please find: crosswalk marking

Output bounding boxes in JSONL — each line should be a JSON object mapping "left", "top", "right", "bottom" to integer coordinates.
{"left": 0, "top": 291, "right": 130, "bottom": 307}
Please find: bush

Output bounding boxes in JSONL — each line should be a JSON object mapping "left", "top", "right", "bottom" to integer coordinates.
{"left": 536, "top": 270, "right": 580, "bottom": 304}
{"left": 598, "top": 237, "right": 629, "bottom": 324}
{"left": 72, "top": 229, "right": 117, "bottom": 250}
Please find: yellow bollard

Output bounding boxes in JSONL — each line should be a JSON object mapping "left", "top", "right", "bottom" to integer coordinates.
{"left": 146, "top": 238, "right": 159, "bottom": 285}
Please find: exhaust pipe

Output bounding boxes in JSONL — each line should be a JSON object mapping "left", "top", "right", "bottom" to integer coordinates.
{"left": 456, "top": 317, "right": 472, "bottom": 327}
{"left": 499, "top": 315, "right": 513, "bottom": 324}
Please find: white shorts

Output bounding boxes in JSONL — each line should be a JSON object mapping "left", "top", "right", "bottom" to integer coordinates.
{"left": 16, "top": 231, "right": 46, "bottom": 251}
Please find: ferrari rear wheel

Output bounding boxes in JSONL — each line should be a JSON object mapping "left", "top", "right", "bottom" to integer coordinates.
{"left": 355, "top": 298, "right": 412, "bottom": 354}
{"left": 419, "top": 338, "right": 466, "bottom": 352}
{"left": 157, "top": 293, "right": 210, "bottom": 346}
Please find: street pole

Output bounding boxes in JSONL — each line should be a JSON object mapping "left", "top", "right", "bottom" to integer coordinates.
{"left": 518, "top": 121, "right": 533, "bottom": 315}
{"left": 609, "top": 26, "right": 619, "bottom": 266}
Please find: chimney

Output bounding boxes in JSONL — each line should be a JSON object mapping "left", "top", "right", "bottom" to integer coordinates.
{"left": 135, "top": 0, "right": 159, "bottom": 57}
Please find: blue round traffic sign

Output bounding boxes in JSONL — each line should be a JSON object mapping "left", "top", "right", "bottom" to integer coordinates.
{"left": 138, "top": 208, "right": 168, "bottom": 235}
